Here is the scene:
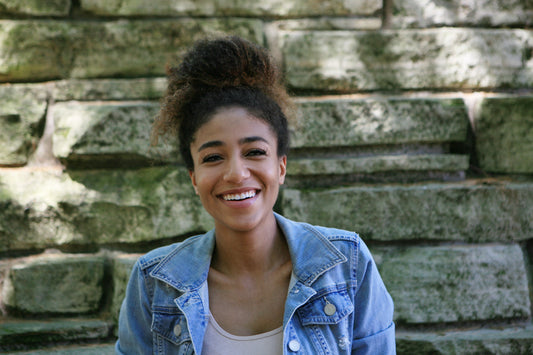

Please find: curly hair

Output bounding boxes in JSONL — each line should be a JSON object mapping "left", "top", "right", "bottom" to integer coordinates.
{"left": 152, "top": 35, "right": 293, "bottom": 170}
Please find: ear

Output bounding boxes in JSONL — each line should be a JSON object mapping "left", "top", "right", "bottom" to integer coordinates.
{"left": 278, "top": 155, "right": 287, "bottom": 185}
{"left": 188, "top": 169, "right": 199, "bottom": 195}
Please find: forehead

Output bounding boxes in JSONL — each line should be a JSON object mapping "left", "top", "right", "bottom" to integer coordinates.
{"left": 192, "top": 106, "right": 276, "bottom": 145}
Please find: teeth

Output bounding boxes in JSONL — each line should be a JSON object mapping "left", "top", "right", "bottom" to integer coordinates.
{"left": 222, "top": 190, "right": 256, "bottom": 201}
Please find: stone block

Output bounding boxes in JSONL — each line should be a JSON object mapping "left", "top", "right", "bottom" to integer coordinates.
{"left": 0, "top": 0, "right": 71, "bottom": 16}
{"left": 374, "top": 244, "right": 530, "bottom": 324}
{"left": 52, "top": 101, "right": 178, "bottom": 164}
{"left": 475, "top": 96, "right": 533, "bottom": 174}
{"left": 281, "top": 181, "right": 533, "bottom": 242}
{"left": 0, "top": 19, "right": 263, "bottom": 82}
{"left": 110, "top": 254, "right": 140, "bottom": 329}
{"left": 0, "top": 84, "right": 48, "bottom": 165}
{"left": 292, "top": 98, "right": 468, "bottom": 147}
{"left": 393, "top": 0, "right": 533, "bottom": 28}
{"left": 282, "top": 29, "right": 533, "bottom": 92}
{"left": 0, "top": 318, "right": 112, "bottom": 352}
{"left": 80, "top": 0, "right": 381, "bottom": 17}
{"left": 2, "top": 254, "right": 105, "bottom": 314}
{"left": 0, "top": 167, "right": 212, "bottom": 252}
{"left": 397, "top": 326, "right": 533, "bottom": 354}
{"left": 287, "top": 154, "right": 468, "bottom": 176}
{"left": 52, "top": 78, "right": 167, "bottom": 101}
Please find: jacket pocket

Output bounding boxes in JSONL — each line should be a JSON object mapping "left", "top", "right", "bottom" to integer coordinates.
{"left": 151, "top": 309, "right": 192, "bottom": 347}
{"left": 297, "top": 288, "right": 354, "bottom": 325}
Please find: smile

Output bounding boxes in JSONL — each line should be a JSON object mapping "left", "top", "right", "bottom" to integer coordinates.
{"left": 221, "top": 190, "right": 257, "bottom": 201}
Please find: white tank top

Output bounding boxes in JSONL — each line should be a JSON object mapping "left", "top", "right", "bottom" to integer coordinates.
{"left": 201, "top": 314, "right": 283, "bottom": 355}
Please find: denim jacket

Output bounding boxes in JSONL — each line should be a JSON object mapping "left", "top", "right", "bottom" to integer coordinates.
{"left": 116, "top": 213, "right": 395, "bottom": 354}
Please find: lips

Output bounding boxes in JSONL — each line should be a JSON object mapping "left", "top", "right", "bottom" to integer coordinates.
{"left": 220, "top": 189, "right": 258, "bottom": 201}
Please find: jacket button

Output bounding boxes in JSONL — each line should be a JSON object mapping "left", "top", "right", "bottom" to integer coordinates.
{"left": 173, "top": 324, "right": 182, "bottom": 336}
{"left": 324, "top": 303, "right": 336, "bottom": 316}
{"left": 288, "top": 339, "right": 301, "bottom": 352}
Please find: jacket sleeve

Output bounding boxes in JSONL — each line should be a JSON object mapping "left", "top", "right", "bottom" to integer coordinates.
{"left": 351, "top": 238, "right": 396, "bottom": 354}
{"left": 115, "top": 259, "right": 153, "bottom": 354}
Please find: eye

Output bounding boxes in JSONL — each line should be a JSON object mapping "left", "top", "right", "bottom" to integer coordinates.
{"left": 246, "top": 149, "right": 267, "bottom": 157}
{"left": 202, "top": 154, "right": 222, "bottom": 163}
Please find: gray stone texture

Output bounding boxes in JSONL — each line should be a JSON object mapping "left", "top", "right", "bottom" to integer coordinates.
{"left": 52, "top": 101, "right": 178, "bottom": 163}
{"left": 51, "top": 78, "right": 167, "bottom": 101}
{"left": 80, "top": 0, "right": 381, "bottom": 17}
{"left": 397, "top": 326, "right": 533, "bottom": 354}
{"left": 0, "top": 84, "right": 48, "bottom": 165}
{"left": 282, "top": 29, "right": 533, "bottom": 91}
{"left": 110, "top": 254, "right": 140, "bottom": 329}
{"left": 281, "top": 182, "right": 533, "bottom": 242}
{"left": 474, "top": 96, "right": 533, "bottom": 174}
{"left": 0, "top": 319, "right": 111, "bottom": 352}
{"left": 287, "top": 154, "right": 469, "bottom": 175}
{"left": 374, "top": 244, "right": 531, "bottom": 324}
{"left": 292, "top": 98, "right": 468, "bottom": 147}
{"left": 0, "top": 167, "right": 212, "bottom": 252}
{"left": 0, "top": 0, "right": 71, "bottom": 16}
{"left": 1, "top": 254, "right": 105, "bottom": 314}
{"left": 393, "top": 0, "right": 533, "bottom": 28}
{"left": 0, "top": 19, "right": 263, "bottom": 82}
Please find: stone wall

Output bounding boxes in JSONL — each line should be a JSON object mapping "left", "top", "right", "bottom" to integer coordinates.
{"left": 1, "top": 0, "right": 532, "bottom": 353}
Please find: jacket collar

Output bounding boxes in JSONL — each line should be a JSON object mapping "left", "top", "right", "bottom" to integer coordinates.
{"left": 150, "top": 213, "right": 346, "bottom": 291}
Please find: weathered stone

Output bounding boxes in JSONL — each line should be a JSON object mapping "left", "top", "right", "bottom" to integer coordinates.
{"left": 282, "top": 29, "right": 533, "bottom": 91}
{"left": 0, "top": 318, "right": 112, "bottom": 352}
{"left": 374, "top": 244, "right": 530, "bottom": 324}
{"left": 0, "top": 167, "right": 212, "bottom": 252}
{"left": 287, "top": 154, "right": 468, "bottom": 175}
{"left": 80, "top": 0, "right": 381, "bottom": 17}
{"left": 16, "top": 343, "right": 116, "bottom": 355}
{"left": 271, "top": 18, "right": 382, "bottom": 31}
{"left": 475, "top": 96, "right": 533, "bottom": 174}
{"left": 393, "top": 0, "right": 533, "bottom": 28}
{"left": 0, "top": 0, "right": 71, "bottom": 16}
{"left": 397, "top": 326, "right": 533, "bottom": 354}
{"left": 281, "top": 181, "right": 533, "bottom": 242}
{"left": 52, "top": 78, "right": 167, "bottom": 101}
{"left": 2, "top": 254, "right": 105, "bottom": 314}
{"left": 52, "top": 101, "right": 178, "bottom": 164}
{"left": 0, "top": 84, "right": 48, "bottom": 165}
{"left": 110, "top": 254, "right": 140, "bottom": 329}
{"left": 292, "top": 98, "right": 468, "bottom": 147}
{"left": 0, "top": 19, "right": 263, "bottom": 82}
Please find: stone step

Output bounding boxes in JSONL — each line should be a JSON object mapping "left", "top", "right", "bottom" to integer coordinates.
{"left": 0, "top": 167, "right": 212, "bottom": 251}
{"left": 0, "top": 19, "right": 263, "bottom": 82}
{"left": 281, "top": 180, "right": 533, "bottom": 242}
{"left": 0, "top": 318, "right": 112, "bottom": 352}
{"left": 8, "top": 343, "right": 115, "bottom": 355}
{"left": 396, "top": 326, "right": 533, "bottom": 355}
{"left": 79, "top": 0, "right": 381, "bottom": 17}
{"left": 2, "top": 254, "right": 105, "bottom": 315}
{"left": 282, "top": 28, "right": 533, "bottom": 91}
{"left": 373, "top": 244, "right": 530, "bottom": 324}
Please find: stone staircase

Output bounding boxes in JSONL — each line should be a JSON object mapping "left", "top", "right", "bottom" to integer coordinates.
{"left": 1, "top": 0, "right": 533, "bottom": 353}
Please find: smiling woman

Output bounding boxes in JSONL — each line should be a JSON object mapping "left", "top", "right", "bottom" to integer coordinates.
{"left": 116, "top": 36, "right": 396, "bottom": 355}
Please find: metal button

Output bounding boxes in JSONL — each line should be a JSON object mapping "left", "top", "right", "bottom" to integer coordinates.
{"left": 324, "top": 302, "right": 336, "bottom": 316}
{"left": 288, "top": 339, "right": 301, "bottom": 352}
{"left": 173, "top": 324, "right": 182, "bottom": 336}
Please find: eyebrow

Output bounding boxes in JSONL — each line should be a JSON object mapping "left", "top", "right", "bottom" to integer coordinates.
{"left": 197, "top": 136, "right": 269, "bottom": 152}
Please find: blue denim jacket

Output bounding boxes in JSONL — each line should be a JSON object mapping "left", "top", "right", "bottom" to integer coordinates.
{"left": 116, "top": 213, "right": 395, "bottom": 354}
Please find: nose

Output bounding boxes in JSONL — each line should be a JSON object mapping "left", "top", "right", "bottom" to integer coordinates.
{"left": 224, "top": 156, "right": 250, "bottom": 183}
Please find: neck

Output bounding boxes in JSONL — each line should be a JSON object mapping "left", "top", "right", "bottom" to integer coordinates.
{"left": 211, "top": 213, "right": 290, "bottom": 276}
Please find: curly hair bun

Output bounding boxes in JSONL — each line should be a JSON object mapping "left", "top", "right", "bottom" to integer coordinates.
{"left": 175, "top": 36, "right": 278, "bottom": 90}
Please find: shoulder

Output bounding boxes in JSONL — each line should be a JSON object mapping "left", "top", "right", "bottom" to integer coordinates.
{"left": 136, "top": 234, "right": 205, "bottom": 271}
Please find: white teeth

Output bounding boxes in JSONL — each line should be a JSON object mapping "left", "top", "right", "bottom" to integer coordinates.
{"left": 222, "top": 190, "right": 256, "bottom": 201}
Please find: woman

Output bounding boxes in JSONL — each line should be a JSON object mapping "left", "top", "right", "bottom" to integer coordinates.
{"left": 116, "top": 36, "right": 395, "bottom": 354}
